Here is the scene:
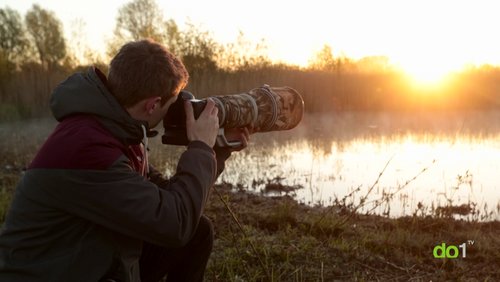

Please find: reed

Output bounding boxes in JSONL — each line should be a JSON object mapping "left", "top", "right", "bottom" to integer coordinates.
{"left": 3, "top": 62, "right": 500, "bottom": 122}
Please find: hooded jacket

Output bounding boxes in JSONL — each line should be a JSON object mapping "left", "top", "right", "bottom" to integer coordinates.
{"left": 0, "top": 67, "right": 224, "bottom": 281}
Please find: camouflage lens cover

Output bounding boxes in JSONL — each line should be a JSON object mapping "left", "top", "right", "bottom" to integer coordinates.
{"left": 210, "top": 85, "right": 304, "bottom": 132}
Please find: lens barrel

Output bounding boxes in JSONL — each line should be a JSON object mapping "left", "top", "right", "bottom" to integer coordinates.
{"left": 162, "top": 85, "right": 304, "bottom": 145}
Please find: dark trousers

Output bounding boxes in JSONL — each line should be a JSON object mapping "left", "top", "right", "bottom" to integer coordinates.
{"left": 139, "top": 216, "right": 214, "bottom": 282}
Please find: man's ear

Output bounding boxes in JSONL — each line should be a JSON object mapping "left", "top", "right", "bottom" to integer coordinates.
{"left": 145, "top": 96, "right": 162, "bottom": 114}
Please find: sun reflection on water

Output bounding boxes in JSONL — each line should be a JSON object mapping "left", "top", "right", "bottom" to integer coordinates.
{"left": 219, "top": 131, "right": 500, "bottom": 221}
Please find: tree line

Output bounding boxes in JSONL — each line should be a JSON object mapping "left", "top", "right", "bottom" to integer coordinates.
{"left": 1, "top": 0, "right": 500, "bottom": 121}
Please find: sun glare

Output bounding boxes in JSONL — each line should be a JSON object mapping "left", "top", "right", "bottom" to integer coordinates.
{"left": 404, "top": 66, "right": 449, "bottom": 86}
{"left": 398, "top": 58, "right": 461, "bottom": 87}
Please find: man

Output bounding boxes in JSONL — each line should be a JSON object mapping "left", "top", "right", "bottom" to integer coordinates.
{"left": 0, "top": 39, "right": 249, "bottom": 281}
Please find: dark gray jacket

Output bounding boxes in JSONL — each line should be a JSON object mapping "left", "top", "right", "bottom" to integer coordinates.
{"left": 0, "top": 68, "right": 225, "bottom": 281}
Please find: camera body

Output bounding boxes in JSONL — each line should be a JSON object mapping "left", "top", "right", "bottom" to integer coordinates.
{"left": 162, "top": 85, "right": 304, "bottom": 147}
{"left": 162, "top": 90, "right": 206, "bottom": 145}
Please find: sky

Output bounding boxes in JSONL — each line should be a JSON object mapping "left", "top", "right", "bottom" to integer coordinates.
{"left": 3, "top": 0, "right": 500, "bottom": 83}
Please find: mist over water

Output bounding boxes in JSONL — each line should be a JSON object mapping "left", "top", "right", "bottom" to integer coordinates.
{"left": 2, "top": 112, "right": 500, "bottom": 220}
{"left": 218, "top": 111, "right": 500, "bottom": 221}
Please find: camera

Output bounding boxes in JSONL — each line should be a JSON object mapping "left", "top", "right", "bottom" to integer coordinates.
{"left": 162, "top": 85, "right": 304, "bottom": 148}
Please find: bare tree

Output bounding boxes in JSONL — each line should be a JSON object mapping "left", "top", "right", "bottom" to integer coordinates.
{"left": 0, "top": 7, "right": 29, "bottom": 65}
{"left": 25, "top": 4, "right": 66, "bottom": 69}
{"left": 164, "top": 19, "right": 182, "bottom": 55}
{"left": 308, "top": 45, "right": 337, "bottom": 72}
{"left": 0, "top": 7, "right": 31, "bottom": 101}
{"left": 107, "top": 0, "right": 218, "bottom": 74}
{"left": 177, "top": 22, "right": 219, "bottom": 74}
{"left": 107, "top": 0, "right": 167, "bottom": 57}
{"left": 218, "top": 31, "right": 270, "bottom": 71}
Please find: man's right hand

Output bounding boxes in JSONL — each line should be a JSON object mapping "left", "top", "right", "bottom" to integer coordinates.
{"left": 184, "top": 98, "right": 219, "bottom": 147}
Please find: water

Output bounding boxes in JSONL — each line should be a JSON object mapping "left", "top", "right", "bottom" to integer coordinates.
{"left": 2, "top": 112, "right": 500, "bottom": 220}
{"left": 215, "top": 112, "right": 500, "bottom": 220}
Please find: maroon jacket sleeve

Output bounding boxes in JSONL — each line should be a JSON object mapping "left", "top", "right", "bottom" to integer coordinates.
{"left": 149, "top": 143, "right": 232, "bottom": 188}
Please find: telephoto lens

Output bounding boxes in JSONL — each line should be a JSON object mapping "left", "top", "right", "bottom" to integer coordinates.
{"left": 162, "top": 85, "right": 304, "bottom": 147}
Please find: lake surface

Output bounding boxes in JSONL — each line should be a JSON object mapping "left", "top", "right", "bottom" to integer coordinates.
{"left": 209, "top": 112, "right": 500, "bottom": 221}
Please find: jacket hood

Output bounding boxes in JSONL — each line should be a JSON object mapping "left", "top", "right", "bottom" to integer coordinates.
{"left": 50, "top": 67, "right": 150, "bottom": 145}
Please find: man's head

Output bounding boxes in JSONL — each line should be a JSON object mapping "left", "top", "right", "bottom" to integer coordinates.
{"left": 108, "top": 39, "right": 189, "bottom": 128}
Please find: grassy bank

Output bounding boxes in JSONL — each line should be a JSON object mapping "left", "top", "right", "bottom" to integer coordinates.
{"left": 204, "top": 184, "right": 500, "bottom": 281}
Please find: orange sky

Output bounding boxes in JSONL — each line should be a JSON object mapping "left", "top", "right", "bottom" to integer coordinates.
{"left": 4, "top": 0, "right": 500, "bottom": 84}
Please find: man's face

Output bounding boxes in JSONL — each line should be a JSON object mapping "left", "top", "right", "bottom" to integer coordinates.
{"left": 148, "top": 95, "right": 178, "bottom": 128}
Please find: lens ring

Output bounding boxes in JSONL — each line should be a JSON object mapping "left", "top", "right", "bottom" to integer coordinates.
{"left": 211, "top": 97, "right": 225, "bottom": 126}
{"left": 260, "top": 86, "right": 279, "bottom": 131}
{"left": 240, "top": 93, "right": 259, "bottom": 126}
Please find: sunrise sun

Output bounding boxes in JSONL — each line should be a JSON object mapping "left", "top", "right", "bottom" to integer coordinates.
{"left": 397, "top": 57, "right": 462, "bottom": 88}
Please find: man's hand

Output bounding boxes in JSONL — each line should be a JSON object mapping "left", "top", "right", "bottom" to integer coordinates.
{"left": 223, "top": 127, "right": 253, "bottom": 152}
{"left": 185, "top": 98, "right": 219, "bottom": 147}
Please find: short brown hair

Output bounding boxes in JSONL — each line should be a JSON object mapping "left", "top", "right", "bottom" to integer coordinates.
{"left": 108, "top": 39, "right": 188, "bottom": 107}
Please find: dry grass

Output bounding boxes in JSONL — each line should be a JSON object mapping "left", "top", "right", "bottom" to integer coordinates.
{"left": 205, "top": 184, "right": 500, "bottom": 281}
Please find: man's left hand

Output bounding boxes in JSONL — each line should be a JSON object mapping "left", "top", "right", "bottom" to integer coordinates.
{"left": 223, "top": 127, "right": 253, "bottom": 152}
